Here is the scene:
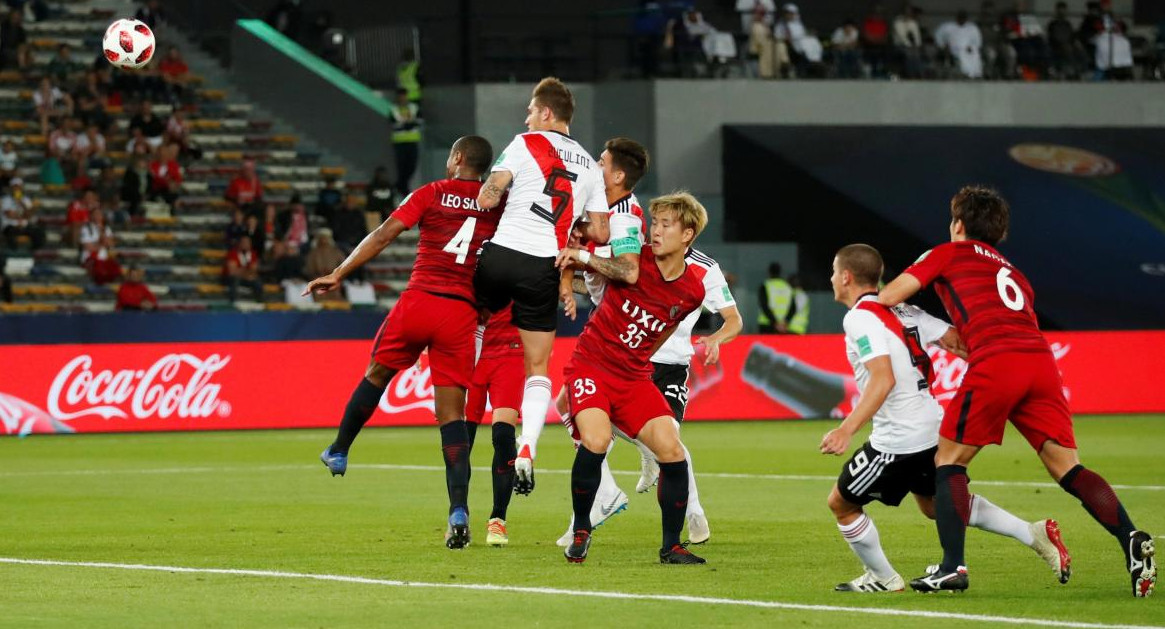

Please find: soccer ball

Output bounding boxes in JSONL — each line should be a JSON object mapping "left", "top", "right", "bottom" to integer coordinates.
{"left": 102, "top": 19, "right": 155, "bottom": 69}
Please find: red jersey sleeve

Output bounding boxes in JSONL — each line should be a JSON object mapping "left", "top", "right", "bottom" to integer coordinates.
{"left": 389, "top": 184, "right": 436, "bottom": 229}
{"left": 903, "top": 242, "right": 956, "bottom": 288}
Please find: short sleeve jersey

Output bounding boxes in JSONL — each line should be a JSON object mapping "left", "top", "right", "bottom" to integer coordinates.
{"left": 390, "top": 178, "right": 502, "bottom": 303}
{"left": 904, "top": 240, "right": 1047, "bottom": 361}
{"left": 843, "top": 295, "right": 952, "bottom": 454}
{"left": 489, "top": 131, "right": 606, "bottom": 257}
{"left": 480, "top": 306, "right": 523, "bottom": 359}
{"left": 573, "top": 246, "right": 706, "bottom": 380}
{"left": 651, "top": 249, "right": 736, "bottom": 366}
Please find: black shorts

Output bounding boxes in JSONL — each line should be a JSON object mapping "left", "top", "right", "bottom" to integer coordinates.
{"left": 474, "top": 241, "right": 558, "bottom": 332}
{"left": 836, "top": 442, "right": 937, "bottom": 507}
{"left": 651, "top": 362, "right": 690, "bottom": 423}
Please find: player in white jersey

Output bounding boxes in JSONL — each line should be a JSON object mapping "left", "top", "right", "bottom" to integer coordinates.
{"left": 474, "top": 78, "right": 609, "bottom": 495}
{"left": 822, "top": 244, "right": 1071, "bottom": 593}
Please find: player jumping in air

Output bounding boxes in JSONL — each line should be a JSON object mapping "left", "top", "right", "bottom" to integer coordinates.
{"left": 475, "top": 77, "right": 609, "bottom": 496}
{"left": 823, "top": 244, "right": 1071, "bottom": 593}
{"left": 310, "top": 136, "right": 501, "bottom": 550}
{"left": 555, "top": 192, "right": 712, "bottom": 565}
{"left": 879, "top": 186, "right": 1155, "bottom": 596}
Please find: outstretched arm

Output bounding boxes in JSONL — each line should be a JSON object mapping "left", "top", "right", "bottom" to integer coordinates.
{"left": 303, "top": 217, "right": 407, "bottom": 295}
{"left": 477, "top": 170, "right": 512, "bottom": 209}
{"left": 878, "top": 272, "right": 922, "bottom": 307}
{"left": 555, "top": 248, "right": 639, "bottom": 284}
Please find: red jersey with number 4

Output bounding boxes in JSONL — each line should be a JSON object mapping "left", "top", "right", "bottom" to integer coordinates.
{"left": 481, "top": 306, "right": 523, "bottom": 359}
{"left": 904, "top": 240, "right": 1048, "bottom": 361}
{"left": 571, "top": 246, "right": 707, "bottom": 380}
{"left": 390, "top": 178, "right": 503, "bottom": 302}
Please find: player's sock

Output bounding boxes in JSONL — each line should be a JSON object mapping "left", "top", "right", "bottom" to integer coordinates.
{"left": 518, "top": 376, "right": 552, "bottom": 457}
{"left": 474, "top": 324, "right": 485, "bottom": 363}
{"left": 331, "top": 378, "right": 386, "bottom": 454}
{"left": 597, "top": 439, "right": 618, "bottom": 498}
{"left": 968, "top": 494, "right": 1034, "bottom": 545}
{"left": 464, "top": 421, "right": 478, "bottom": 483}
{"left": 490, "top": 422, "right": 517, "bottom": 520}
{"left": 439, "top": 421, "right": 471, "bottom": 514}
{"left": 935, "top": 464, "right": 972, "bottom": 572}
{"left": 571, "top": 446, "right": 605, "bottom": 531}
{"left": 1058, "top": 465, "right": 1137, "bottom": 546}
{"left": 838, "top": 513, "right": 896, "bottom": 580}
{"left": 658, "top": 460, "right": 689, "bottom": 550}
{"left": 681, "top": 443, "right": 703, "bottom": 516}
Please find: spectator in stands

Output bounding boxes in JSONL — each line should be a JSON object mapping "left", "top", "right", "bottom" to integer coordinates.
{"left": 120, "top": 156, "right": 150, "bottom": 218}
{"left": 632, "top": 2, "right": 667, "bottom": 78}
{"left": 0, "top": 10, "right": 31, "bottom": 73}
{"left": 977, "top": 0, "right": 1016, "bottom": 79}
{"left": 366, "top": 166, "right": 395, "bottom": 221}
{"left": 316, "top": 173, "right": 343, "bottom": 226}
{"left": 1093, "top": 15, "right": 1134, "bottom": 80}
{"left": 303, "top": 228, "right": 346, "bottom": 302}
{"left": 747, "top": 3, "right": 780, "bottom": 79}
{"left": 893, "top": 5, "right": 925, "bottom": 79}
{"left": 225, "top": 159, "right": 264, "bottom": 215}
{"left": 831, "top": 19, "right": 863, "bottom": 78}
{"left": 667, "top": 8, "right": 712, "bottom": 78}
{"left": 165, "top": 108, "right": 199, "bottom": 159}
{"left": 736, "top": 0, "right": 775, "bottom": 33}
{"left": 0, "top": 140, "right": 18, "bottom": 186}
{"left": 757, "top": 261, "right": 793, "bottom": 334}
{"left": 129, "top": 100, "right": 166, "bottom": 151}
{"left": 261, "top": 239, "right": 303, "bottom": 283}
{"left": 1047, "top": 1, "right": 1084, "bottom": 79}
{"left": 936, "top": 11, "right": 984, "bottom": 79}
{"left": 80, "top": 208, "right": 121, "bottom": 284}
{"left": 95, "top": 167, "right": 122, "bottom": 221}
{"left": 243, "top": 212, "right": 265, "bottom": 255}
{"left": 330, "top": 193, "right": 368, "bottom": 252}
{"left": 798, "top": 29, "right": 826, "bottom": 78}
{"left": 74, "top": 91, "right": 112, "bottom": 135}
{"left": 222, "top": 234, "right": 263, "bottom": 303}
{"left": 860, "top": 4, "right": 891, "bottom": 77}
{"left": 45, "top": 44, "right": 82, "bottom": 85}
{"left": 159, "top": 46, "right": 191, "bottom": 104}
{"left": 1078, "top": 1, "right": 1105, "bottom": 62}
{"left": 225, "top": 208, "right": 247, "bottom": 248}
{"left": 1002, "top": 2, "right": 1048, "bottom": 79}
{"left": 74, "top": 123, "right": 109, "bottom": 171}
{"left": 48, "top": 117, "right": 80, "bottom": 180}
{"left": 261, "top": 203, "right": 282, "bottom": 251}
{"left": 135, "top": 0, "right": 164, "bottom": 29}
{"left": 773, "top": 3, "right": 809, "bottom": 77}
{"left": 1, "top": 178, "right": 44, "bottom": 250}
{"left": 148, "top": 143, "right": 183, "bottom": 209}
{"left": 283, "top": 197, "right": 310, "bottom": 254}
{"left": 0, "top": 251, "right": 10, "bottom": 303}
{"left": 64, "top": 187, "right": 97, "bottom": 246}
{"left": 115, "top": 264, "right": 158, "bottom": 311}
{"left": 126, "top": 127, "right": 150, "bottom": 156}
{"left": 33, "top": 77, "right": 73, "bottom": 135}
{"left": 388, "top": 88, "right": 421, "bottom": 197}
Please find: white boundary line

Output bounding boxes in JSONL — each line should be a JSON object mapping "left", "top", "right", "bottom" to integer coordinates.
{"left": 0, "top": 557, "right": 1159, "bottom": 629}
{"left": 1, "top": 463, "right": 1162, "bottom": 491}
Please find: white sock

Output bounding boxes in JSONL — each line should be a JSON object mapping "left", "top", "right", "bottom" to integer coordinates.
{"left": 682, "top": 443, "right": 703, "bottom": 517}
{"left": 598, "top": 439, "right": 619, "bottom": 498}
{"left": 473, "top": 324, "right": 485, "bottom": 363}
{"left": 633, "top": 436, "right": 655, "bottom": 466}
{"left": 518, "top": 375, "right": 552, "bottom": 457}
{"left": 838, "top": 513, "right": 896, "bottom": 580}
{"left": 969, "top": 494, "right": 1034, "bottom": 545}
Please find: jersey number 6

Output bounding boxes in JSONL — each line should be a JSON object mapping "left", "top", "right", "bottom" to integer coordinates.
{"left": 529, "top": 167, "right": 577, "bottom": 224}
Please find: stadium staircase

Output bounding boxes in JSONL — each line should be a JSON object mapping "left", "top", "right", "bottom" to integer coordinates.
{"left": 1, "top": 1, "right": 411, "bottom": 314}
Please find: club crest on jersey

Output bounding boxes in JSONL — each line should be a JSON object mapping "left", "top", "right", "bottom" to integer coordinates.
{"left": 621, "top": 300, "right": 667, "bottom": 332}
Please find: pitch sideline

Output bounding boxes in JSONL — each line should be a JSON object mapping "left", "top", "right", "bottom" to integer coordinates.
{"left": 0, "top": 557, "right": 1160, "bottom": 629}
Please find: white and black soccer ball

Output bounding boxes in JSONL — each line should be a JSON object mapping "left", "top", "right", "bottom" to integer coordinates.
{"left": 102, "top": 18, "right": 156, "bottom": 69}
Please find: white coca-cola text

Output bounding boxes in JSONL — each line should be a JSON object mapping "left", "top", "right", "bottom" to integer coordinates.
{"left": 47, "top": 354, "right": 231, "bottom": 422}
{"left": 379, "top": 364, "right": 435, "bottom": 413}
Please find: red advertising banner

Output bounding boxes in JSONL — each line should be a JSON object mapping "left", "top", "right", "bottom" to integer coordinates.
{"left": 1, "top": 332, "right": 1162, "bottom": 435}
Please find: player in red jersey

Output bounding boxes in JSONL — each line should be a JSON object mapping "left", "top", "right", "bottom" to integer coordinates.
{"left": 465, "top": 305, "right": 525, "bottom": 546}
{"left": 879, "top": 186, "right": 1155, "bottom": 597}
{"left": 554, "top": 192, "right": 711, "bottom": 565}
{"left": 305, "top": 136, "right": 502, "bottom": 550}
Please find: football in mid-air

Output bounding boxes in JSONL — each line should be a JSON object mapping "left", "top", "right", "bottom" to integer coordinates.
{"left": 102, "top": 18, "right": 155, "bottom": 69}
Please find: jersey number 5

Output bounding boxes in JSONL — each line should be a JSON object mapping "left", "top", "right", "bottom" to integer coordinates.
{"left": 529, "top": 167, "right": 577, "bottom": 225}
{"left": 442, "top": 216, "right": 477, "bottom": 264}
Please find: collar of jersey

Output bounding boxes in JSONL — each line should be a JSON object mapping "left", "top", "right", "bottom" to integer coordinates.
{"left": 851, "top": 291, "right": 880, "bottom": 309}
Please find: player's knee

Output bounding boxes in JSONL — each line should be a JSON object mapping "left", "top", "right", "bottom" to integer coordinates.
{"left": 652, "top": 439, "right": 685, "bottom": 464}
{"left": 580, "top": 431, "right": 610, "bottom": 454}
{"left": 364, "top": 362, "right": 393, "bottom": 389}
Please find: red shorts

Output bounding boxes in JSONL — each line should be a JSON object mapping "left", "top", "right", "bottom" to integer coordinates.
{"left": 465, "top": 354, "right": 524, "bottom": 424}
{"left": 941, "top": 350, "right": 1075, "bottom": 451}
{"left": 370, "top": 290, "right": 476, "bottom": 389}
{"left": 563, "top": 363, "right": 672, "bottom": 439}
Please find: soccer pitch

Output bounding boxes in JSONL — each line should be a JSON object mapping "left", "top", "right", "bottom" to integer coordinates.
{"left": 1, "top": 416, "right": 1161, "bottom": 628}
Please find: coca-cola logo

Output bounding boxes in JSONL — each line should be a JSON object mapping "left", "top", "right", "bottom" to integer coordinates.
{"left": 379, "top": 363, "right": 435, "bottom": 414}
{"left": 926, "top": 343, "right": 1072, "bottom": 402}
{"left": 46, "top": 354, "right": 231, "bottom": 422}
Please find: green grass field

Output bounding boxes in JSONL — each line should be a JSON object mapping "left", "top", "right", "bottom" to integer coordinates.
{"left": 1, "top": 416, "right": 1161, "bottom": 628}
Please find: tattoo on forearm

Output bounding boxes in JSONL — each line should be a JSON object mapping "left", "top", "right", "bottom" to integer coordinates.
{"left": 587, "top": 255, "right": 635, "bottom": 282}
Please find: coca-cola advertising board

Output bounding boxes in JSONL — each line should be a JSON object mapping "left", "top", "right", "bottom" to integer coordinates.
{"left": 1, "top": 332, "right": 1162, "bottom": 435}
